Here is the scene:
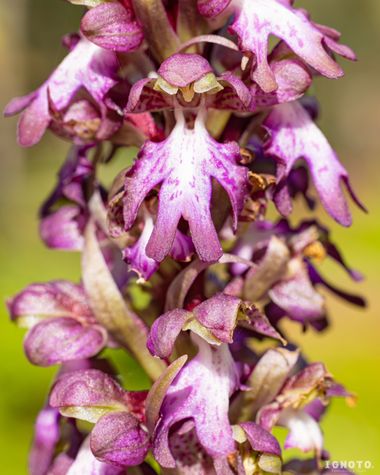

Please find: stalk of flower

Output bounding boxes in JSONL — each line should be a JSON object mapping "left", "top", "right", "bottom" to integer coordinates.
{"left": 4, "top": 0, "right": 365, "bottom": 473}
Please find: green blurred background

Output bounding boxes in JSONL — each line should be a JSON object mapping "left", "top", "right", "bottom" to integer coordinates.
{"left": 0, "top": 1, "right": 379, "bottom": 473}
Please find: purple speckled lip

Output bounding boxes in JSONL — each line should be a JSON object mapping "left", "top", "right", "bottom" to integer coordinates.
{"left": 4, "top": 0, "right": 365, "bottom": 472}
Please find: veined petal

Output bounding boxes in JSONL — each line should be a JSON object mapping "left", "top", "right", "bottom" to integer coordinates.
{"left": 153, "top": 338, "right": 239, "bottom": 467}
{"left": 81, "top": 2, "right": 144, "bottom": 52}
{"left": 265, "top": 101, "right": 364, "bottom": 226}
{"left": 123, "top": 112, "right": 248, "bottom": 262}
{"left": 50, "top": 369, "right": 147, "bottom": 423}
{"left": 90, "top": 412, "right": 149, "bottom": 467}
{"left": 158, "top": 53, "right": 213, "bottom": 88}
{"left": 8, "top": 280, "right": 93, "bottom": 328}
{"left": 228, "top": 0, "right": 346, "bottom": 92}
{"left": 24, "top": 317, "right": 107, "bottom": 366}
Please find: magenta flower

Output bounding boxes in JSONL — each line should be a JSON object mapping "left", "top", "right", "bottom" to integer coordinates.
{"left": 199, "top": 0, "right": 355, "bottom": 92}
{"left": 152, "top": 337, "right": 239, "bottom": 468}
{"left": 264, "top": 101, "right": 365, "bottom": 226}
{"left": 5, "top": 1, "right": 364, "bottom": 473}
{"left": 50, "top": 368, "right": 149, "bottom": 467}
{"left": 4, "top": 37, "right": 119, "bottom": 146}
{"left": 8, "top": 280, "right": 108, "bottom": 365}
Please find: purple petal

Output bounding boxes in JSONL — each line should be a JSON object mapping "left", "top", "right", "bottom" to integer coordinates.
{"left": 122, "top": 212, "right": 160, "bottom": 281}
{"left": 3, "top": 91, "right": 37, "bottom": 116}
{"left": 81, "top": 3, "right": 144, "bottom": 52}
{"left": 123, "top": 114, "right": 248, "bottom": 262}
{"left": 158, "top": 53, "right": 213, "bottom": 88}
{"left": 269, "top": 259, "right": 325, "bottom": 322}
{"left": 265, "top": 102, "right": 364, "bottom": 226}
{"left": 91, "top": 412, "right": 149, "bottom": 467}
{"left": 229, "top": 0, "right": 344, "bottom": 92}
{"left": 197, "top": 0, "right": 231, "bottom": 18}
{"left": 192, "top": 293, "right": 241, "bottom": 343}
{"left": 50, "top": 369, "right": 131, "bottom": 422}
{"left": 242, "top": 305, "right": 286, "bottom": 343}
{"left": 126, "top": 78, "right": 170, "bottom": 113}
{"left": 29, "top": 407, "right": 61, "bottom": 475}
{"left": 8, "top": 280, "right": 93, "bottom": 326}
{"left": 251, "top": 59, "right": 312, "bottom": 109}
{"left": 147, "top": 309, "right": 191, "bottom": 359}
{"left": 17, "top": 90, "right": 50, "bottom": 147}
{"left": 170, "top": 230, "right": 195, "bottom": 261}
{"left": 153, "top": 339, "right": 239, "bottom": 467}
{"left": 40, "top": 206, "right": 85, "bottom": 251}
{"left": 240, "top": 422, "right": 281, "bottom": 457}
{"left": 24, "top": 317, "right": 107, "bottom": 366}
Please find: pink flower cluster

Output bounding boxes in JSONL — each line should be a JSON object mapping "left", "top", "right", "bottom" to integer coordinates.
{"left": 5, "top": 1, "right": 365, "bottom": 474}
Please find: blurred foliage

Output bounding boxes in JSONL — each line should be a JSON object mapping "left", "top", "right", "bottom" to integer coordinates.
{"left": 0, "top": 0, "right": 380, "bottom": 474}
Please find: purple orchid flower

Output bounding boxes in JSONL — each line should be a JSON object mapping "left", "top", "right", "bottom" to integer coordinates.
{"left": 4, "top": 1, "right": 365, "bottom": 473}
{"left": 8, "top": 280, "right": 108, "bottom": 366}
{"left": 4, "top": 37, "right": 119, "bottom": 147}
{"left": 255, "top": 357, "right": 352, "bottom": 456}
{"left": 50, "top": 368, "right": 149, "bottom": 468}
{"left": 152, "top": 337, "right": 239, "bottom": 469}
{"left": 264, "top": 101, "right": 365, "bottom": 226}
{"left": 198, "top": 0, "right": 354, "bottom": 92}
{"left": 40, "top": 146, "right": 94, "bottom": 251}
{"left": 147, "top": 292, "right": 284, "bottom": 359}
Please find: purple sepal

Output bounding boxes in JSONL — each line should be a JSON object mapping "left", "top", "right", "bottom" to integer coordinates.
{"left": 24, "top": 317, "right": 107, "bottom": 366}
{"left": 40, "top": 206, "right": 85, "bottom": 251}
{"left": 158, "top": 53, "right": 213, "bottom": 87}
{"left": 81, "top": 2, "right": 144, "bottom": 52}
{"left": 39, "top": 146, "right": 94, "bottom": 251}
{"left": 90, "top": 412, "right": 149, "bottom": 467}
{"left": 8, "top": 280, "right": 93, "bottom": 325}
{"left": 251, "top": 59, "right": 312, "bottom": 109}
{"left": 192, "top": 293, "right": 242, "bottom": 342}
{"left": 147, "top": 309, "right": 190, "bottom": 359}
{"left": 240, "top": 422, "right": 281, "bottom": 457}
{"left": 269, "top": 261, "right": 325, "bottom": 322}
{"left": 50, "top": 369, "right": 147, "bottom": 422}
{"left": 147, "top": 293, "right": 243, "bottom": 358}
